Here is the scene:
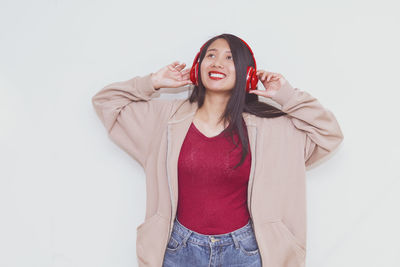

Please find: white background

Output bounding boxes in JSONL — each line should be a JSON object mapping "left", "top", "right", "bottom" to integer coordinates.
{"left": 1, "top": 0, "right": 399, "bottom": 266}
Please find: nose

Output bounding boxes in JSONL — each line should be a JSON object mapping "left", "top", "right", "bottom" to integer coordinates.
{"left": 211, "top": 56, "right": 224, "bottom": 68}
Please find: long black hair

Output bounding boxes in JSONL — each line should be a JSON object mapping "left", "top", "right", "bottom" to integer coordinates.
{"left": 188, "top": 33, "right": 287, "bottom": 169}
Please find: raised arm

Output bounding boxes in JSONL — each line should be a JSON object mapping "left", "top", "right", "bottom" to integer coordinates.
{"left": 250, "top": 70, "right": 344, "bottom": 169}
{"left": 270, "top": 81, "right": 344, "bottom": 168}
{"left": 91, "top": 62, "right": 193, "bottom": 168}
{"left": 91, "top": 73, "right": 174, "bottom": 168}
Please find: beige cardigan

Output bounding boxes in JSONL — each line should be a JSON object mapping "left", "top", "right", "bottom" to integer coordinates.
{"left": 92, "top": 73, "right": 344, "bottom": 267}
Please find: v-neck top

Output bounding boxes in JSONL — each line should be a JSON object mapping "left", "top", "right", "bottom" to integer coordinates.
{"left": 191, "top": 122, "right": 227, "bottom": 140}
{"left": 176, "top": 120, "right": 252, "bottom": 234}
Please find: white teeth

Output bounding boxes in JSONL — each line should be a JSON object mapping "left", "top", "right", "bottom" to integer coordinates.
{"left": 209, "top": 73, "right": 225, "bottom": 78}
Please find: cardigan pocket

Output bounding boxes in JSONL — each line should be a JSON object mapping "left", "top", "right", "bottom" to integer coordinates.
{"left": 259, "top": 220, "right": 306, "bottom": 267}
{"left": 276, "top": 220, "right": 306, "bottom": 258}
{"left": 136, "top": 212, "right": 170, "bottom": 266}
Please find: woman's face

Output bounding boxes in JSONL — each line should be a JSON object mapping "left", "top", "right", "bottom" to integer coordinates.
{"left": 200, "top": 38, "right": 236, "bottom": 93}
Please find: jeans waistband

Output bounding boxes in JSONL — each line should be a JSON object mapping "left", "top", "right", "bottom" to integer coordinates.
{"left": 171, "top": 217, "right": 255, "bottom": 247}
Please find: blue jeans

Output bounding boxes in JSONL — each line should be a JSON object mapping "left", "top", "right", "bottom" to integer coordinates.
{"left": 162, "top": 217, "right": 262, "bottom": 267}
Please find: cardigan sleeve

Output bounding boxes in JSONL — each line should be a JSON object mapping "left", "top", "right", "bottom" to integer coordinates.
{"left": 270, "top": 80, "right": 344, "bottom": 168}
{"left": 91, "top": 73, "right": 176, "bottom": 168}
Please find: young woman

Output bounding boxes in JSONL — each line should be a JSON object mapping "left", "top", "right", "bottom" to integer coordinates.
{"left": 92, "top": 33, "right": 344, "bottom": 267}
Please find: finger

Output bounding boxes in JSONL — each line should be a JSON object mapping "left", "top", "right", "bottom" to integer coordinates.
{"left": 169, "top": 61, "right": 181, "bottom": 70}
{"left": 174, "top": 72, "right": 183, "bottom": 80}
{"left": 181, "top": 73, "right": 190, "bottom": 81}
{"left": 267, "top": 73, "right": 276, "bottom": 82}
{"left": 182, "top": 78, "right": 191, "bottom": 84}
{"left": 175, "top": 63, "right": 186, "bottom": 71}
{"left": 269, "top": 73, "right": 280, "bottom": 81}
{"left": 169, "top": 63, "right": 185, "bottom": 73}
{"left": 263, "top": 72, "right": 268, "bottom": 81}
{"left": 178, "top": 79, "right": 192, "bottom": 86}
{"left": 249, "top": 90, "right": 262, "bottom": 95}
{"left": 178, "top": 69, "right": 189, "bottom": 77}
{"left": 182, "top": 72, "right": 190, "bottom": 79}
{"left": 168, "top": 64, "right": 180, "bottom": 72}
{"left": 170, "top": 61, "right": 180, "bottom": 66}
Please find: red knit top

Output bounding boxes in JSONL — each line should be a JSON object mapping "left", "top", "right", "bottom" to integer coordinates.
{"left": 176, "top": 119, "right": 251, "bottom": 235}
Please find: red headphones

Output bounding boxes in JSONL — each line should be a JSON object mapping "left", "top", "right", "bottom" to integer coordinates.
{"left": 189, "top": 37, "right": 258, "bottom": 92}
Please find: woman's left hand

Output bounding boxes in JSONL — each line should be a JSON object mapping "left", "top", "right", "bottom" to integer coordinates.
{"left": 249, "top": 70, "right": 288, "bottom": 98}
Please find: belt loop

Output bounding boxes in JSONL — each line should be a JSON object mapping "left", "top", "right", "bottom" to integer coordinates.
{"left": 230, "top": 232, "right": 240, "bottom": 249}
{"left": 182, "top": 230, "right": 192, "bottom": 247}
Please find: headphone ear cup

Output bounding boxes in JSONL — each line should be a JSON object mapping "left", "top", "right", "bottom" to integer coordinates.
{"left": 190, "top": 62, "right": 198, "bottom": 85}
{"left": 246, "top": 66, "right": 259, "bottom": 92}
{"left": 249, "top": 68, "right": 259, "bottom": 90}
{"left": 190, "top": 51, "right": 201, "bottom": 85}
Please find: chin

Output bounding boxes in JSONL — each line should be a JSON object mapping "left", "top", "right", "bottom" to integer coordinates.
{"left": 204, "top": 86, "right": 233, "bottom": 92}
{"left": 201, "top": 78, "right": 234, "bottom": 92}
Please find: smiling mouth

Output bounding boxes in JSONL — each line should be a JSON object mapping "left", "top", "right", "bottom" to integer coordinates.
{"left": 209, "top": 72, "right": 226, "bottom": 80}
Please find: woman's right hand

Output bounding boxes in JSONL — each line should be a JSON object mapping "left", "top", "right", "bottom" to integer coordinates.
{"left": 151, "top": 61, "right": 193, "bottom": 90}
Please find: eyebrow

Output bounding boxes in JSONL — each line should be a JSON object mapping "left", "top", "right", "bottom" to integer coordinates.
{"left": 206, "top": 48, "right": 232, "bottom": 53}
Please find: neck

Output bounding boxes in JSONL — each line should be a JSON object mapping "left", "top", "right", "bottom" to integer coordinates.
{"left": 196, "top": 91, "right": 230, "bottom": 126}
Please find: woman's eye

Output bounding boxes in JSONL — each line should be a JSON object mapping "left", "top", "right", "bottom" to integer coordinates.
{"left": 206, "top": 54, "right": 232, "bottom": 60}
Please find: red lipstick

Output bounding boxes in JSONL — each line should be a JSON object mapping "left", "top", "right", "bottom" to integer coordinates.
{"left": 208, "top": 71, "right": 226, "bottom": 80}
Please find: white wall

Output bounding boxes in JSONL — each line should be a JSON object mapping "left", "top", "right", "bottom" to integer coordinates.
{"left": 1, "top": 0, "right": 399, "bottom": 266}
